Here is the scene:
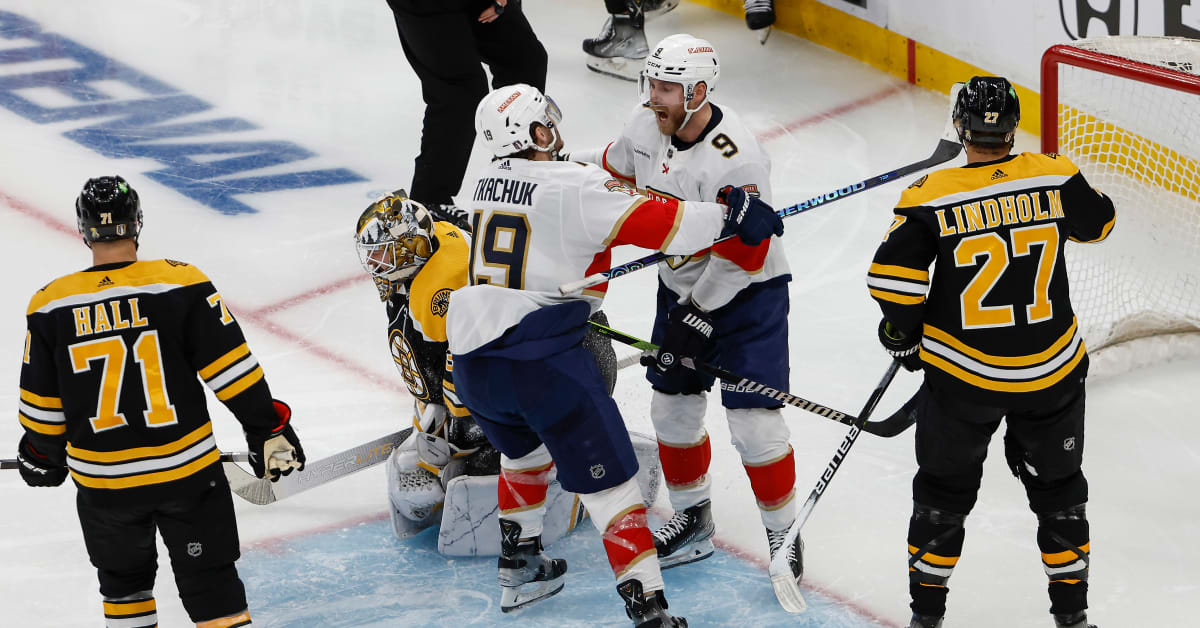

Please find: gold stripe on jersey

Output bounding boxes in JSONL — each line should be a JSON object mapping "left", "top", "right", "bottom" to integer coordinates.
{"left": 896, "top": 153, "right": 1080, "bottom": 210}
{"left": 70, "top": 449, "right": 220, "bottom": 490}
{"left": 1069, "top": 213, "right": 1115, "bottom": 243}
{"left": 1043, "top": 543, "right": 1090, "bottom": 565}
{"left": 924, "top": 319, "right": 1079, "bottom": 368}
{"left": 920, "top": 328, "right": 1087, "bottom": 394}
{"left": 68, "top": 422, "right": 213, "bottom": 463}
{"left": 199, "top": 343, "right": 250, "bottom": 379}
{"left": 103, "top": 598, "right": 156, "bottom": 616}
{"left": 409, "top": 221, "right": 470, "bottom": 343}
{"left": 19, "top": 412, "right": 66, "bottom": 435}
{"left": 214, "top": 366, "right": 264, "bottom": 401}
{"left": 908, "top": 545, "right": 960, "bottom": 567}
{"left": 867, "top": 263, "right": 929, "bottom": 304}
{"left": 198, "top": 343, "right": 262, "bottom": 401}
{"left": 20, "top": 388, "right": 62, "bottom": 409}
{"left": 27, "top": 259, "right": 210, "bottom": 316}
{"left": 869, "top": 288, "right": 925, "bottom": 305}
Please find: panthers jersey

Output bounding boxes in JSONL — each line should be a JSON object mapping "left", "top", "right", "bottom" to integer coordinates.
{"left": 19, "top": 259, "right": 280, "bottom": 504}
{"left": 386, "top": 220, "right": 471, "bottom": 420}
{"left": 591, "top": 102, "right": 790, "bottom": 311}
{"left": 869, "top": 153, "right": 1116, "bottom": 408}
{"left": 447, "top": 157, "right": 729, "bottom": 356}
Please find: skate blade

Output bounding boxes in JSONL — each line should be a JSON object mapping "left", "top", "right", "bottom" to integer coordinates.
{"left": 585, "top": 55, "right": 645, "bottom": 82}
{"left": 500, "top": 575, "right": 566, "bottom": 613}
{"left": 769, "top": 566, "right": 807, "bottom": 613}
{"left": 757, "top": 26, "right": 772, "bottom": 45}
{"left": 657, "top": 539, "right": 714, "bottom": 570}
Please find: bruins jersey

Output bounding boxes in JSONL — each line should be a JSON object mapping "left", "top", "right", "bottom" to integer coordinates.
{"left": 19, "top": 259, "right": 280, "bottom": 504}
{"left": 385, "top": 221, "right": 471, "bottom": 421}
{"left": 868, "top": 152, "right": 1115, "bottom": 408}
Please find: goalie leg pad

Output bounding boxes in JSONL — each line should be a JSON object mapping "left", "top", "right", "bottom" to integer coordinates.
{"left": 579, "top": 476, "right": 664, "bottom": 593}
{"left": 387, "top": 435, "right": 445, "bottom": 539}
{"left": 499, "top": 446, "right": 554, "bottom": 539}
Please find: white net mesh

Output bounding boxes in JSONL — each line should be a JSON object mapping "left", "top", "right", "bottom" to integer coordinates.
{"left": 1050, "top": 36, "right": 1200, "bottom": 373}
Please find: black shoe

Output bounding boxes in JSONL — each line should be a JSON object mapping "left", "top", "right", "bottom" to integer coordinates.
{"left": 1054, "top": 611, "right": 1097, "bottom": 628}
{"left": 651, "top": 499, "right": 715, "bottom": 569}
{"left": 616, "top": 579, "right": 686, "bottom": 627}
{"left": 497, "top": 520, "right": 567, "bottom": 612}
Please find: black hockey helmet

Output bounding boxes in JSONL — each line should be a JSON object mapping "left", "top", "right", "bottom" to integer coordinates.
{"left": 76, "top": 175, "right": 142, "bottom": 245}
{"left": 953, "top": 76, "right": 1020, "bottom": 146}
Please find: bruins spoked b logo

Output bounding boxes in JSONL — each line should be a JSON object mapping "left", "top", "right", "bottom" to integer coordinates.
{"left": 431, "top": 288, "right": 451, "bottom": 317}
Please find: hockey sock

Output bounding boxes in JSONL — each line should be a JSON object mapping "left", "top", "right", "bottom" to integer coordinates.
{"left": 1038, "top": 503, "right": 1090, "bottom": 615}
{"left": 195, "top": 609, "right": 252, "bottom": 628}
{"left": 743, "top": 446, "right": 797, "bottom": 531}
{"left": 658, "top": 434, "right": 712, "bottom": 511}
{"left": 499, "top": 446, "right": 554, "bottom": 539}
{"left": 580, "top": 477, "right": 664, "bottom": 593}
{"left": 907, "top": 503, "right": 966, "bottom": 618}
{"left": 103, "top": 591, "right": 156, "bottom": 628}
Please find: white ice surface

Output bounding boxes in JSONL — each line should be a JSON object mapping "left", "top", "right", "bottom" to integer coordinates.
{"left": 0, "top": 1, "right": 1198, "bottom": 626}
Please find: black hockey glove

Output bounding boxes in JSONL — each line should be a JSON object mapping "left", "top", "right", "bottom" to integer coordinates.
{"left": 878, "top": 318, "right": 922, "bottom": 372}
{"left": 717, "top": 185, "right": 784, "bottom": 246}
{"left": 245, "top": 400, "right": 306, "bottom": 482}
{"left": 16, "top": 435, "right": 67, "bottom": 487}
{"left": 643, "top": 302, "right": 715, "bottom": 383}
{"left": 427, "top": 203, "right": 472, "bottom": 234}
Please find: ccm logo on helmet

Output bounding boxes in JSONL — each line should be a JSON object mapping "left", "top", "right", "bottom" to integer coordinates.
{"left": 497, "top": 91, "right": 522, "bottom": 113}
{"left": 688, "top": 47, "right": 714, "bottom": 53}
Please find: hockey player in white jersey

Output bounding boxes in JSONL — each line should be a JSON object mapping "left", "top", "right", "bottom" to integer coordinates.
{"left": 571, "top": 33, "right": 802, "bottom": 588}
{"left": 447, "top": 83, "right": 782, "bottom": 626}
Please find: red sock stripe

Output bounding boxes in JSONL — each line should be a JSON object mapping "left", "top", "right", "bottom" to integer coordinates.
{"left": 658, "top": 436, "right": 711, "bottom": 488}
{"left": 498, "top": 463, "right": 552, "bottom": 512}
{"left": 602, "top": 506, "right": 656, "bottom": 577}
{"left": 744, "top": 448, "right": 796, "bottom": 508}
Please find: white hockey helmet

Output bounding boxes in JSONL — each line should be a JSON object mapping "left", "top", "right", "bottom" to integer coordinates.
{"left": 640, "top": 33, "right": 720, "bottom": 123}
{"left": 474, "top": 83, "right": 563, "bottom": 158}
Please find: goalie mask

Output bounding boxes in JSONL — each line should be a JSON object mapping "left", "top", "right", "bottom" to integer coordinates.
{"left": 355, "top": 190, "right": 434, "bottom": 300}
{"left": 474, "top": 83, "right": 563, "bottom": 158}
{"left": 953, "top": 76, "right": 1020, "bottom": 146}
{"left": 640, "top": 33, "right": 720, "bottom": 129}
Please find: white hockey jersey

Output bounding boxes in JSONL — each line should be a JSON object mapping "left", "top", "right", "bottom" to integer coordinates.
{"left": 446, "top": 157, "right": 730, "bottom": 356}
{"left": 579, "top": 103, "right": 790, "bottom": 311}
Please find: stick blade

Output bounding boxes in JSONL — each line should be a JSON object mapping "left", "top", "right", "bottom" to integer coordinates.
{"left": 223, "top": 461, "right": 276, "bottom": 505}
{"left": 769, "top": 563, "right": 808, "bottom": 613}
{"left": 558, "top": 273, "right": 605, "bottom": 296}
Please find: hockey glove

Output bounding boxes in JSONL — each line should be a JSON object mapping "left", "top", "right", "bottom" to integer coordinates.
{"left": 878, "top": 318, "right": 922, "bottom": 372}
{"left": 718, "top": 185, "right": 784, "bottom": 246}
{"left": 16, "top": 435, "right": 67, "bottom": 487}
{"left": 245, "top": 400, "right": 306, "bottom": 482}
{"left": 427, "top": 203, "right": 472, "bottom": 234}
{"left": 645, "top": 302, "right": 716, "bottom": 384}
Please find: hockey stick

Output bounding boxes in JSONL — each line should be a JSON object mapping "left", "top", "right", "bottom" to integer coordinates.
{"left": 769, "top": 360, "right": 902, "bottom": 613}
{"left": 588, "top": 321, "right": 915, "bottom": 437}
{"left": 557, "top": 86, "right": 964, "bottom": 296}
{"left": 2, "top": 451, "right": 246, "bottom": 470}
{"left": 221, "top": 429, "right": 411, "bottom": 505}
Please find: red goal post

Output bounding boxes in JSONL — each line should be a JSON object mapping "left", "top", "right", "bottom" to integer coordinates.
{"left": 1039, "top": 37, "right": 1200, "bottom": 376}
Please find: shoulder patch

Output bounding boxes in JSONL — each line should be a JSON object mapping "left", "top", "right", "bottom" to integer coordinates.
{"left": 908, "top": 175, "right": 928, "bottom": 189}
{"left": 604, "top": 179, "right": 638, "bottom": 196}
{"left": 165, "top": 259, "right": 189, "bottom": 267}
{"left": 431, "top": 288, "right": 451, "bottom": 317}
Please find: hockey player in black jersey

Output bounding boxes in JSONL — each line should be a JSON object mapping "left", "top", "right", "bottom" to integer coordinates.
{"left": 868, "top": 78, "right": 1114, "bottom": 628}
{"left": 15, "top": 176, "right": 305, "bottom": 627}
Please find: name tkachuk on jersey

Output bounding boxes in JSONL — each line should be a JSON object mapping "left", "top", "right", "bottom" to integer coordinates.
{"left": 386, "top": 220, "right": 472, "bottom": 420}
{"left": 596, "top": 103, "right": 790, "bottom": 311}
{"left": 19, "top": 259, "right": 283, "bottom": 504}
{"left": 447, "top": 157, "right": 729, "bottom": 356}
{"left": 869, "top": 152, "right": 1116, "bottom": 407}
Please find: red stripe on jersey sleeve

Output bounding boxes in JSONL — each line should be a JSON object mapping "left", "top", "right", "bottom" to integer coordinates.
{"left": 608, "top": 198, "right": 685, "bottom": 250}
{"left": 711, "top": 235, "right": 770, "bottom": 272}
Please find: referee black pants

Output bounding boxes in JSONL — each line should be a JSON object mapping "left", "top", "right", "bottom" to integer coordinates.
{"left": 385, "top": 0, "right": 547, "bottom": 206}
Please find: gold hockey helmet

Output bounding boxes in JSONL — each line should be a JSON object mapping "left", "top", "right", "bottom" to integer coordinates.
{"left": 355, "top": 190, "right": 434, "bottom": 300}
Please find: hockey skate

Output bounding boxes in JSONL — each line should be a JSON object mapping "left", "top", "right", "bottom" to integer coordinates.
{"left": 582, "top": 14, "right": 649, "bottom": 82}
{"left": 908, "top": 614, "right": 944, "bottom": 628}
{"left": 642, "top": 0, "right": 680, "bottom": 20}
{"left": 497, "top": 519, "right": 568, "bottom": 612}
{"left": 651, "top": 499, "right": 715, "bottom": 569}
{"left": 766, "top": 525, "right": 804, "bottom": 587}
{"left": 616, "top": 579, "right": 687, "bottom": 627}
{"left": 744, "top": 0, "right": 775, "bottom": 44}
{"left": 1053, "top": 611, "right": 1097, "bottom": 628}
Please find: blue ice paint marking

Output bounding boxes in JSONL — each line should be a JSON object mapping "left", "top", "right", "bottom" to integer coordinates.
{"left": 0, "top": 11, "right": 365, "bottom": 215}
{"left": 239, "top": 517, "right": 882, "bottom": 627}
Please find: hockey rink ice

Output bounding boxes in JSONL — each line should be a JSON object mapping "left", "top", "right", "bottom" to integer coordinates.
{"left": 2, "top": 1, "right": 1199, "bottom": 626}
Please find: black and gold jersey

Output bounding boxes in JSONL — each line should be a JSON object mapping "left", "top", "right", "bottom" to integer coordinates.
{"left": 19, "top": 259, "right": 279, "bottom": 504}
{"left": 385, "top": 221, "right": 472, "bottom": 421}
{"left": 868, "top": 152, "right": 1115, "bottom": 408}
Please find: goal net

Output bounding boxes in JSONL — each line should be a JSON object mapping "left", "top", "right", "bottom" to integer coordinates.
{"left": 1041, "top": 36, "right": 1200, "bottom": 377}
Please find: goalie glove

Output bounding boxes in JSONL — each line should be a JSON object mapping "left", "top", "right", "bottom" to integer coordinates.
{"left": 878, "top": 318, "right": 922, "bottom": 372}
{"left": 717, "top": 185, "right": 784, "bottom": 246}
{"left": 15, "top": 435, "right": 67, "bottom": 488}
{"left": 245, "top": 400, "right": 306, "bottom": 482}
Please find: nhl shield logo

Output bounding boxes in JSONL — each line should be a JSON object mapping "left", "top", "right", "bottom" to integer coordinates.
{"left": 187, "top": 542, "right": 203, "bottom": 558}
{"left": 1063, "top": 436, "right": 1076, "bottom": 451}
{"left": 659, "top": 352, "right": 675, "bottom": 366}
{"left": 590, "top": 464, "right": 606, "bottom": 479}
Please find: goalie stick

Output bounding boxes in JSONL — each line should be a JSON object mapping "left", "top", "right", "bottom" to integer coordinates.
{"left": 221, "top": 429, "right": 411, "bottom": 505}
{"left": 769, "top": 360, "right": 902, "bottom": 613}
{"left": 558, "top": 85, "right": 964, "bottom": 296}
{"left": 588, "top": 321, "right": 915, "bottom": 437}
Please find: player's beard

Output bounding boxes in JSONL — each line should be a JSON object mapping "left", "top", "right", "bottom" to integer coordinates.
{"left": 650, "top": 103, "right": 686, "bottom": 137}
